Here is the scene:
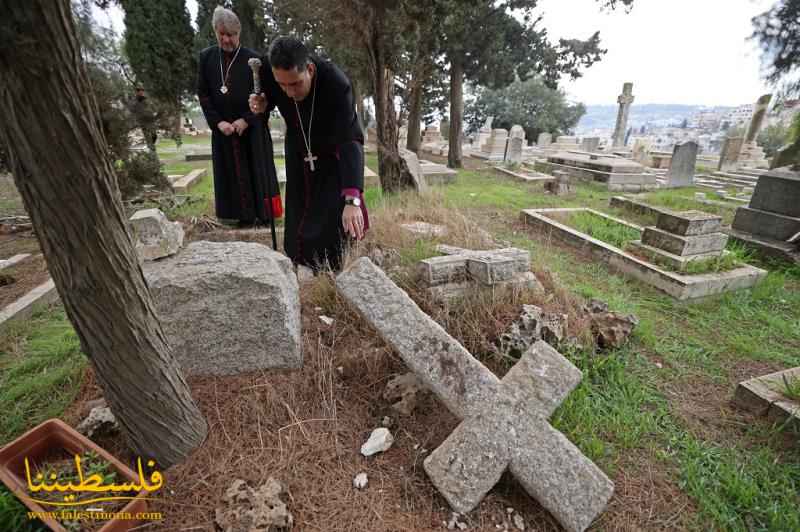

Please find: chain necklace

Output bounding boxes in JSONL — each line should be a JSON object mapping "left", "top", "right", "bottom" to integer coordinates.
{"left": 218, "top": 45, "right": 241, "bottom": 95}
{"left": 295, "top": 69, "right": 318, "bottom": 171}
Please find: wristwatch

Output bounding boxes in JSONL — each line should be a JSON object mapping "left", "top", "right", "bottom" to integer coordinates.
{"left": 344, "top": 197, "right": 362, "bottom": 207}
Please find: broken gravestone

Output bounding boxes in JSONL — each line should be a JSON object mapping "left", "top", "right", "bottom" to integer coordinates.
{"left": 384, "top": 372, "right": 425, "bottom": 415}
{"left": 143, "top": 241, "right": 302, "bottom": 376}
{"left": 583, "top": 299, "right": 638, "bottom": 349}
{"left": 76, "top": 406, "right": 118, "bottom": 438}
{"left": 129, "top": 208, "right": 184, "bottom": 261}
{"left": 495, "top": 304, "right": 568, "bottom": 357}
{"left": 336, "top": 258, "right": 613, "bottom": 532}
{"left": 400, "top": 149, "right": 428, "bottom": 192}
{"left": 215, "top": 478, "right": 293, "bottom": 531}
{"left": 418, "top": 246, "right": 544, "bottom": 301}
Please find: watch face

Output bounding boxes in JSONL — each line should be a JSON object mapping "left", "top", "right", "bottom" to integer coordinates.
{"left": 347, "top": 197, "right": 361, "bottom": 207}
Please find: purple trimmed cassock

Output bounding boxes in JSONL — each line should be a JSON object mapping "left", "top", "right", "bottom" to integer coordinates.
{"left": 261, "top": 57, "right": 368, "bottom": 271}
{"left": 198, "top": 45, "right": 283, "bottom": 224}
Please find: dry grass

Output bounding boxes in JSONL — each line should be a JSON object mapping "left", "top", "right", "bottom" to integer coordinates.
{"left": 47, "top": 192, "right": 673, "bottom": 531}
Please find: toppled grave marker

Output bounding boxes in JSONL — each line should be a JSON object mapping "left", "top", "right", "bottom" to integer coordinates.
{"left": 418, "top": 246, "right": 544, "bottom": 300}
{"left": 129, "top": 208, "right": 184, "bottom": 261}
{"left": 336, "top": 258, "right": 613, "bottom": 532}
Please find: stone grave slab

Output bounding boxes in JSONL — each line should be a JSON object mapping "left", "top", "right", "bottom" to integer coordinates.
{"left": 170, "top": 168, "right": 206, "bottom": 193}
{"left": 735, "top": 366, "right": 800, "bottom": 432}
{"left": 0, "top": 279, "right": 59, "bottom": 333}
{"left": 656, "top": 210, "right": 722, "bottom": 236}
{"left": 521, "top": 208, "right": 766, "bottom": 300}
{"left": 335, "top": 258, "right": 613, "bottom": 532}
{"left": 0, "top": 254, "right": 30, "bottom": 270}
{"left": 641, "top": 227, "right": 728, "bottom": 256}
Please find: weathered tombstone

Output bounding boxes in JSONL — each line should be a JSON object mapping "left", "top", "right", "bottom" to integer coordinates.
{"left": 143, "top": 241, "right": 302, "bottom": 376}
{"left": 336, "top": 258, "right": 614, "bottom": 532}
{"left": 417, "top": 246, "right": 543, "bottom": 300}
{"left": 612, "top": 82, "right": 635, "bottom": 148}
{"left": 665, "top": 141, "right": 699, "bottom": 188}
{"left": 631, "top": 138, "right": 652, "bottom": 166}
{"left": 398, "top": 125, "right": 408, "bottom": 149}
{"left": 718, "top": 136, "right": 745, "bottom": 172}
{"left": 509, "top": 124, "right": 526, "bottom": 143}
{"left": 731, "top": 167, "right": 800, "bottom": 251}
{"left": 580, "top": 137, "right": 600, "bottom": 153}
{"left": 477, "top": 116, "right": 494, "bottom": 150}
{"left": 537, "top": 132, "right": 553, "bottom": 146}
{"left": 399, "top": 149, "right": 428, "bottom": 192}
{"left": 422, "top": 124, "right": 443, "bottom": 146}
{"left": 739, "top": 94, "right": 772, "bottom": 168}
{"left": 478, "top": 128, "right": 509, "bottom": 161}
{"left": 129, "top": 208, "right": 184, "bottom": 261}
{"left": 506, "top": 133, "right": 524, "bottom": 164}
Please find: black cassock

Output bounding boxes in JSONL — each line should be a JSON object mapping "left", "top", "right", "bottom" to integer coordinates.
{"left": 198, "top": 46, "right": 282, "bottom": 223}
{"left": 262, "top": 57, "right": 367, "bottom": 270}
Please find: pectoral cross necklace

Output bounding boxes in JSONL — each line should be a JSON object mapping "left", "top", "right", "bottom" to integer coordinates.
{"left": 219, "top": 45, "right": 241, "bottom": 94}
{"left": 295, "top": 71, "right": 318, "bottom": 171}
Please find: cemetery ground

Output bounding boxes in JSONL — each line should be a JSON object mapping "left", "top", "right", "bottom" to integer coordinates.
{"left": 1, "top": 140, "right": 799, "bottom": 530}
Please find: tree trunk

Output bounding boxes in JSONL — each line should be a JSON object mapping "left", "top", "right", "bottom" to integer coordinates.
{"left": 405, "top": 64, "right": 425, "bottom": 153}
{"left": 0, "top": 0, "right": 207, "bottom": 468}
{"left": 366, "top": 23, "right": 414, "bottom": 194}
{"left": 448, "top": 59, "right": 464, "bottom": 169}
{"left": 352, "top": 79, "right": 366, "bottom": 130}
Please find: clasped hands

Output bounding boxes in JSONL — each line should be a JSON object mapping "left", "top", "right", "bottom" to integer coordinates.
{"left": 218, "top": 118, "right": 248, "bottom": 136}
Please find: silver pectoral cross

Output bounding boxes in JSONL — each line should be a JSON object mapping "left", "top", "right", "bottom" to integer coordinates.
{"left": 304, "top": 152, "right": 318, "bottom": 172}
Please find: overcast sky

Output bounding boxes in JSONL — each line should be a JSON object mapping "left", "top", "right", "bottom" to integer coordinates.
{"left": 94, "top": 0, "right": 777, "bottom": 107}
{"left": 535, "top": 0, "right": 775, "bottom": 106}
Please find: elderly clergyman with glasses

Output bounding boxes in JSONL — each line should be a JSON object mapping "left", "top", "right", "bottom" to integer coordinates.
{"left": 197, "top": 6, "right": 282, "bottom": 227}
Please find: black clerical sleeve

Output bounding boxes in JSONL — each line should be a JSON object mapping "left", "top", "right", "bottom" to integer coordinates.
{"left": 197, "top": 48, "right": 223, "bottom": 130}
{"left": 332, "top": 80, "right": 364, "bottom": 193}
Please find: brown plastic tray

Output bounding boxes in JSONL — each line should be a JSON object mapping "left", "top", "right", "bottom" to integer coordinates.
{"left": 0, "top": 418, "right": 149, "bottom": 531}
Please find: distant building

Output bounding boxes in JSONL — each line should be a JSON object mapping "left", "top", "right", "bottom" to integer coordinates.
{"left": 723, "top": 104, "right": 754, "bottom": 127}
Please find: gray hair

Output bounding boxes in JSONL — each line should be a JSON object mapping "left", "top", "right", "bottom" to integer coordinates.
{"left": 212, "top": 6, "right": 241, "bottom": 34}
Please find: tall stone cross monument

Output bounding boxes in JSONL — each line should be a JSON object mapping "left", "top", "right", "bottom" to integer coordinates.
{"left": 612, "top": 82, "right": 635, "bottom": 148}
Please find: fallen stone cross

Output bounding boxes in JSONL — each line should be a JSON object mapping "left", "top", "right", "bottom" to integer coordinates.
{"left": 336, "top": 258, "right": 613, "bottom": 532}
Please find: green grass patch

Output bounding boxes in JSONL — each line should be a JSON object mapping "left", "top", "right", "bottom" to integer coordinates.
{"left": 676, "top": 437, "right": 800, "bottom": 532}
{"left": 0, "top": 485, "right": 47, "bottom": 531}
{"left": 0, "top": 306, "right": 87, "bottom": 444}
{"left": 779, "top": 373, "right": 800, "bottom": 401}
{"left": 563, "top": 210, "right": 642, "bottom": 249}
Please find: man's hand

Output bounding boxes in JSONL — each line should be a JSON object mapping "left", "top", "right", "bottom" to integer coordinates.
{"left": 249, "top": 93, "right": 267, "bottom": 114}
{"left": 232, "top": 118, "right": 248, "bottom": 135}
{"left": 342, "top": 204, "right": 365, "bottom": 240}
{"left": 217, "top": 121, "right": 235, "bottom": 136}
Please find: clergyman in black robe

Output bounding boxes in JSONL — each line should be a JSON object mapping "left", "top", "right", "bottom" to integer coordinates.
{"left": 254, "top": 37, "right": 369, "bottom": 271}
{"left": 197, "top": 15, "right": 281, "bottom": 226}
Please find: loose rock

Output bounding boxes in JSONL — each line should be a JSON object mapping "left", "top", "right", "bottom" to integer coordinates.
{"left": 215, "top": 478, "right": 293, "bottom": 531}
{"left": 496, "top": 304, "right": 567, "bottom": 357}
{"left": 353, "top": 472, "right": 368, "bottom": 489}
{"left": 383, "top": 372, "right": 424, "bottom": 415}
{"left": 583, "top": 299, "right": 639, "bottom": 349}
{"left": 360, "top": 427, "right": 394, "bottom": 457}
{"left": 77, "top": 406, "right": 118, "bottom": 438}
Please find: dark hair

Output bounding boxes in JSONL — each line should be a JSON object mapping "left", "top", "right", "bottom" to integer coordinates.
{"left": 268, "top": 36, "right": 311, "bottom": 71}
